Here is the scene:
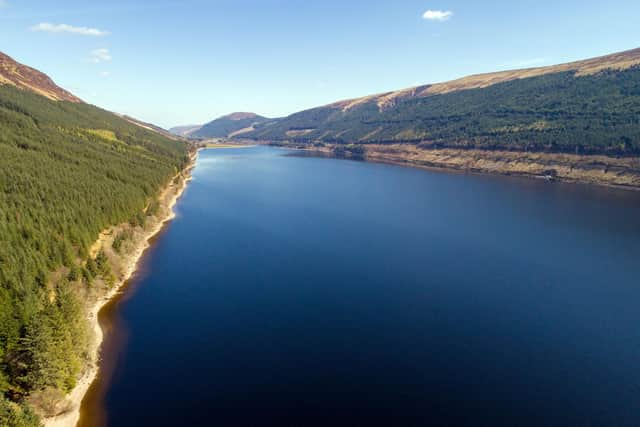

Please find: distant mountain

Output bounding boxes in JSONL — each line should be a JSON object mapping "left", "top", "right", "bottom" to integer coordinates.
{"left": 0, "top": 51, "right": 82, "bottom": 102}
{"left": 193, "top": 112, "right": 270, "bottom": 139}
{"left": 169, "top": 124, "right": 203, "bottom": 137}
{"left": 243, "top": 47, "right": 640, "bottom": 155}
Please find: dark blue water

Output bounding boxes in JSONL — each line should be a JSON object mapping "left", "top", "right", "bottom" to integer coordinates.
{"left": 100, "top": 146, "right": 640, "bottom": 426}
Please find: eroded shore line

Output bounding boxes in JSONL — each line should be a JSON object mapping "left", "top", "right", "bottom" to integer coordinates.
{"left": 43, "top": 153, "right": 197, "bottom": 427}
{"left": 283, "top": 144, "right": 640, "bottom": 191}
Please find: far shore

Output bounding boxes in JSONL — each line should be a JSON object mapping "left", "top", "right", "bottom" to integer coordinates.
{"left": 203, "top": 143, "right": 256, "bottom": 149}
{"left": 275, "top": 143, "right": 640, "bottom": 191}
{"left": 43, "top": 152, "right": 197, "bottom": 427}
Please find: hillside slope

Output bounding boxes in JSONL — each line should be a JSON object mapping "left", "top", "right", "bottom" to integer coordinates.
{"left": 193, "top": 112, "right": 269, "bottom": 139}
{"left": 119, "top": 114, "right": 183, "bottom": 141}
{"left": 329, "top": 47, "right": 640, "bottom": 112}
{"left": 244, "top": 48, "right": 640, "bottom": 155}
{"left": 169, "top": 124, "right": 202, "bottom": 137}
{"left": 0, "top": 56, "right": 189, "bottom": 425}
{"left": 0, "top": 52, "right": 82, "bottom": 103}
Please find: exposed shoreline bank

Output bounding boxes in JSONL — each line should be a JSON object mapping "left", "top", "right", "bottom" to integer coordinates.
{"left": 43, "top": 153, "right": 197, "bottom": 427}
{"left": 281, "top": 143, "right": 640, "bottom": 191}
{"left": 203, "top": 143, "right": 257, "bottom": 149}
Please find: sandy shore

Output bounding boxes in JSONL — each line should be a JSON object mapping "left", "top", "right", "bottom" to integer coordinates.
{"left": 43, "top": 155, "right": 196, "bottom": 427}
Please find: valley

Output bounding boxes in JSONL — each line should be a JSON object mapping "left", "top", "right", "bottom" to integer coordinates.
{"left": 177, "top": 48, "right": 640, "bottom": 189}
{"left": 2, "top": 19, "right": 640, "bottom": 427}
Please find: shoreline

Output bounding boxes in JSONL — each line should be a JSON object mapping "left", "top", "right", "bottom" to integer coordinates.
{"left": 283, "top": 144, "right": 640, "bottom": 192}
{"left": 366, "top": 154, "right": 640, "bottom": 193}
{"left": 201, "top": 144, "right": 257, "bottom": 150}
{"left": 43, "top": 153, "right": 197, "bottom": 427}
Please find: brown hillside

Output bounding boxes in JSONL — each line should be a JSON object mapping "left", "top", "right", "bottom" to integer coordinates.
{"left": 0, "top": 51, "right": 82, "bottom": 102}
{"left": 331, "top": 47, "right": 640, "bottom": 112}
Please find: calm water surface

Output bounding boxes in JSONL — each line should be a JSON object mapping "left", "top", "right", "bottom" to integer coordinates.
{"left": 91, "top": 146, "right": 640, "bottom": 426}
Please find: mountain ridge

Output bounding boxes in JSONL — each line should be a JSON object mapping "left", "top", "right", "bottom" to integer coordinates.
{"left": 118, "top": 114, "right": 183, "bottom": 141}
{"left": 223, "top": 112, "right": 262, "bottom": 121}
{"left": 170, "top": 124, "right": 203, "bottom": 137}
{"left": 192, "top": 112, "right": 270, "bottom": 139}
{"left": 0, "top": 52, "right": 82, "bottom": 103}
{"left": 0, "top": 51, "right": 188, "bottom": 143}
{"left": 327, "top": 47, "right": 640, "bottom": 113}
{"left": 240, "top": 47, "right": 640, "bottom": 155}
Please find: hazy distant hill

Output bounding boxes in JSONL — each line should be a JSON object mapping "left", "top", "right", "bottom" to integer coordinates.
{"left": 193, "top": 112, "right": 270, "bottom": 139}
{"left": 243, "top": 48, "right": 640, "bottom": 155}
{"left": 170, "top": 124, "right": 203, "bottom": 137}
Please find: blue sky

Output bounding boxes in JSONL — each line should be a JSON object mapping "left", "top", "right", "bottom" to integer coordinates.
{"left": 1, "top": 0, "right": 639, "bottom": 128}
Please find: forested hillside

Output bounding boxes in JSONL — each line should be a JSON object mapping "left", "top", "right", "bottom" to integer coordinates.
{"left": 244, "top": 60, "right": 640, "bottom": 155}
{"left": 0, "top": 84, "right": 188, "bottom": 425}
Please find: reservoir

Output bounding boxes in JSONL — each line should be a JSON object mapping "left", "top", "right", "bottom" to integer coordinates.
{"left": 84, "top": 146, "right": 640, "bottom": 426}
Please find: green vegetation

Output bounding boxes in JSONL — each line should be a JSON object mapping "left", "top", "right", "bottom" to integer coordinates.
{"left": 245, "top": 67, "right": 640, "bottom": 155}
{"left": 0, "top": 399, "right": 39, "bottom": 427}
{"left": 193, "top": 113, "right": 268, "bottom": 139}
{"left": 112, "top": 230, "right": 134, "bottom": 254}
{"left": 0, "top": 84, "right": 188, "bottom": 424}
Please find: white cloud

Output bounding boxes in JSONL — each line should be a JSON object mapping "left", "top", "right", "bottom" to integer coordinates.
{"left": 100, "top": 71, "right": 110, "bottom": 78}
{"left": 422, "top": 10, "right": 453, "bottom": 21}
{"left": 91, "top": 48, "right": 112, "bottom": 63}
{"left": 30, "top": 22, "right": 109, "bottom": 36}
